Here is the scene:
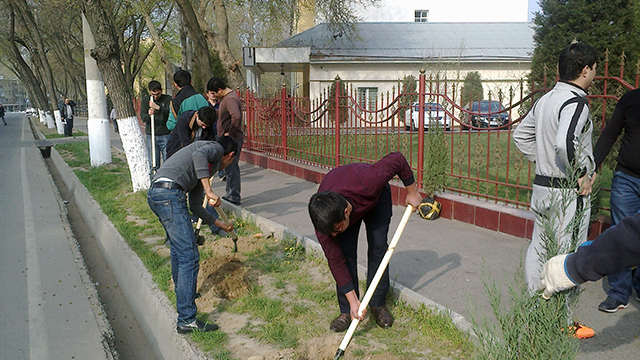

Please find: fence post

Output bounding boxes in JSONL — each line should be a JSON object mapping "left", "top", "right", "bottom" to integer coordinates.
{"left": 245, "top": 87, "right": 252, "bottom": 147}
{"left": 417, "top": 69, "right": 426, "bottom": 187}
{"left": 281, "top": 83, "right": 288, "bottom": 160}
{"left": 334, "top": 75, "right": 341, "bottom": 167}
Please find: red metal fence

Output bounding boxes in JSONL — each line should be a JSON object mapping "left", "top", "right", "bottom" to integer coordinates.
{"left": 243, "top": 55, "right": 639, "bottom": 211}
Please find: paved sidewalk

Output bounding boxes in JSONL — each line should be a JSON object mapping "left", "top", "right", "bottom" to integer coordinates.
{"left": 76, "top": 116, "right": 640, "bottom": 358}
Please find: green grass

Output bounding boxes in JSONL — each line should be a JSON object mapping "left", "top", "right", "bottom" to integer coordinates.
{"left": 229, "top": 239, "right": 475, "bottom": 358}
{"left": 56, "top": 140, "right": 476, "bottom": 359}
{"left": 46, "top": 129, "right": 87, "bottom": 138}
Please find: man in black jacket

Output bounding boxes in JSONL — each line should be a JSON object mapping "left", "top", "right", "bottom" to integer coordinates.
{"left": 60, "top": 98, "right": 76, "bottom": 137}
{"left": 141, "top": 80, "right": 173, "bottom": 172}
{"left": 591, "top": 88, "right": 640, "bottom": 313}
{"left": 0, "top": 103, "right": 6, "bottom": 126}
{"left": 166, "top": 70, "right": 208, "bottom": 131}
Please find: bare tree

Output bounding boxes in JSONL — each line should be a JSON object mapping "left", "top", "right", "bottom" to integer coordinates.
{"left": 8, "top": 0, "right": 63, "bottom": 129}
{"left": 0, "top": 5, "right": 49, "bottom": 111}
{"left": 81, "top": 0, "right": 150, "bottom": 192}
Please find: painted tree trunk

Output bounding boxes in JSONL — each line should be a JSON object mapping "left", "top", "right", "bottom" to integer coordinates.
{"left": 53, "top": 110, "right": 63, "bottom": 133}
{"left": 117, "top": 116, "right": 150, "bottom": 191}
{"left": 83, "top": 14, "right": 111, "bottom": 167}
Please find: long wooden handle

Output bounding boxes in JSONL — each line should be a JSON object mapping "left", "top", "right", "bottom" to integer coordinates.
{"left": 214, "top": 207, "right": 238, "bottom": 241}
{"left": 195, "top": 193, "right": 208, "bottom": 230}
{"left": 150, "top": 113, "right": 156, "bottom": 168}
{"left": 335, "top": 205, "right": 413, "bottom": 358}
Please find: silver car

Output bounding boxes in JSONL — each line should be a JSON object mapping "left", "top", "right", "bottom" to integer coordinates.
{"left": 404, "top": 102, "right": 451, "bottom": 131}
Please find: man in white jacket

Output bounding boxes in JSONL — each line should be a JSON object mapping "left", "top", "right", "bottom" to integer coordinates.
{"left": 513, "top": 42, "right": 598, "bottom": 339}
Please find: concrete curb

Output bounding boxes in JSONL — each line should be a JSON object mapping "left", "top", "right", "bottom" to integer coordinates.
{"left": 29, "top": 121, "right": 118, "bottom": 360}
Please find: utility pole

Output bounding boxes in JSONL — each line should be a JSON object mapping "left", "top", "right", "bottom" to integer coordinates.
{"left": 82, "top": 14, "right": 111, "bottom": 166}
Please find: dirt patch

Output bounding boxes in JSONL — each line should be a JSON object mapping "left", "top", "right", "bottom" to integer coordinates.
{"left": 167, "top": 235, "right": 257, "bottom": 313}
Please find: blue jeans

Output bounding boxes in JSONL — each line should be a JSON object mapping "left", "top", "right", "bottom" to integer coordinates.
{"left": 607, "top": 171, "right": 640, "bottom": 303}
{"left": 147, "top": 186, "right": 199, "bottom": 326}
{"left": 223, "top": 139, "right": 243, "bottom": 204}
{"left": 335, "top": 185, "right": 392, "bottom": 313}
{"left": 147, "top": 134, "right": 170, "bottom": 172}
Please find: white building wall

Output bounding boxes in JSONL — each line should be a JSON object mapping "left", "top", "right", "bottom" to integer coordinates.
{"left": 307, "top": 60, "right": 531, "bottom": 126}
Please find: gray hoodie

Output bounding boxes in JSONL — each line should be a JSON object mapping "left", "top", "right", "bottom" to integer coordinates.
{"left": 514, "top": 81, "right": 595, "bottom": 179}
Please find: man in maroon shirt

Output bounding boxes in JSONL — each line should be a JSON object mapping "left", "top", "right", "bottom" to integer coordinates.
{"left": 308, "top": 152, "right": 422, "bottom": 332}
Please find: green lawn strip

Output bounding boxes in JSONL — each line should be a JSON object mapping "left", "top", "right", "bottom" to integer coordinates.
{"left": 230, "top": 240, "right": 475, "bottom": 358}
{"left": 46, "top": 130, "right": 87, "bottom": 138}
{"left": 32, "top": 118, "right": 87, "bottom": 138}
{"left": 56, "top": 141, "right": 475, "bottom": 359}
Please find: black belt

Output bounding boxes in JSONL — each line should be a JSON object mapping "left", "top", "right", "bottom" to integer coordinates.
{"left": 533, "top": 175, "right": 577, "bottom": 189}
{"left": 151, "top": 181, "right": 184, "bottom": 191}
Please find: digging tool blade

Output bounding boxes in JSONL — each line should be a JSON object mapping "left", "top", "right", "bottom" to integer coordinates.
{"left": 214, "top": 206, "right": 238, "bottom": 252}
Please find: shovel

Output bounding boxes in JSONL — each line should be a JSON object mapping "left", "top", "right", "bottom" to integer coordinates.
{"left": 334, "top": 205, "right": 414, "bottom": 360}
{"left": 194, "top": 176, "right": 239, "bottom": 251}
{"left": 214, "top": 206, "right": 238, "bottom": 252}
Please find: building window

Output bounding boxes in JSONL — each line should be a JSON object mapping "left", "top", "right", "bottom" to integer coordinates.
{"left": 358, "top": 87, "right": 378, "bottom": 111}
{"left": 415, "top": 10, "right": 429, "bottom": 22}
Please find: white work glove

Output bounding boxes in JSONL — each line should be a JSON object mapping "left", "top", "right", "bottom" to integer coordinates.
{"left": 537, "top": 254, "right": 578, "bottom": 300}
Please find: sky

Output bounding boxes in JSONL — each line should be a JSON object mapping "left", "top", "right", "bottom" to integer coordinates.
{"left": 357, "top": 0, "right": 541, "bottom": 23}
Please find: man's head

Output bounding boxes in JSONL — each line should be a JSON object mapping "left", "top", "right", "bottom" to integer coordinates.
{"left": 195, "top": 106, "right": 216, "bottom": 128}
{"left": 206, "top": 77, "right": 228, "bottom": 99}
{"left": 64, "top": 98, "right": 71, "bottom": 104}
{"left": 308, "top": 191, "right": 351, "bottom": 236}
{"left": 173, "top": 70, "right": 192, "bottom": 88}
{"left": 148, "top": 80, "right": 163, "bottom": 100}
{"left": 558, "top": 43, "right": 599, "bottom": 86}
{"left": 215, "top": 135, "right": 237, "bottom": 169}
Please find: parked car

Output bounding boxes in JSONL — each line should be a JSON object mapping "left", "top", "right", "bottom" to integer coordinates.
{"left": 463, "top": 100, "right": 511, "bottom": 129}
{"left": 404, "top": 102, "right": 451, "bottom": 131}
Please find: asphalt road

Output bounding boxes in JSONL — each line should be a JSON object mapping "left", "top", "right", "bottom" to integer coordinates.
{"left": 0, "top": 112, "right": 112, "bottom": 359}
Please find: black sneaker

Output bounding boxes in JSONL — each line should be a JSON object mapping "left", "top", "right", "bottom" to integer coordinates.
{"left": 176, "top": 319, "right": 219, "bottom": 334}
{"left": 222, "top": 196, "right": 241, "bottom": 206}
{"left": 598, "top": 296, "right": 628, "bottom": 313}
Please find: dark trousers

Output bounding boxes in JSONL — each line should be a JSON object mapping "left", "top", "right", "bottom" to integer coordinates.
{"left": 336, "top": 185, "right": 392, "bottom": 313}
{"left": 223, "top": 139, "right": 243, "bottom": 204}
{"left": 64, "top": 117, "right": 74, "bottom": 136}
